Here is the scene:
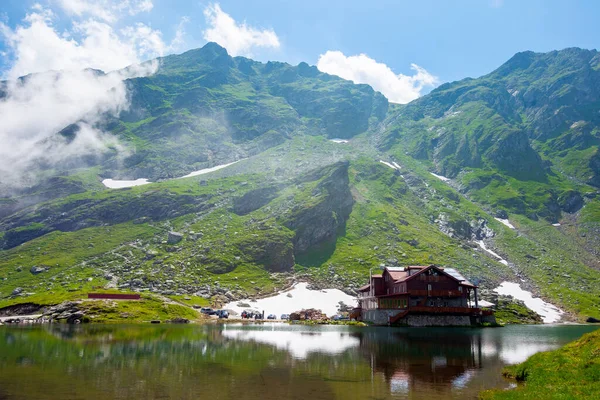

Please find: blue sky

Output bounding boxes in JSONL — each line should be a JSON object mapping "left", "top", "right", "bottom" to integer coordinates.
{"left": 1, "top": 0, "right": 599, "bottom": 100}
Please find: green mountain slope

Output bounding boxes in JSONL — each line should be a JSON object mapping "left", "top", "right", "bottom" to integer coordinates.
{"left": 1, "top": 45, "right": 599, "bottom": 321}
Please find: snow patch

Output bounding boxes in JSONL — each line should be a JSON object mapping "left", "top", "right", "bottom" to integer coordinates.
{"left": 102, "top": 178, "right": 151, "bottom": 188}
{"left": 475, "top": 240, "right": 509, "bottom": 266}
{"left": 392, "top": 162, "right": 401, "bottom": 170}
{"left": 478, "top": 300, "right": 495, "bottom": 307}
{"left": 570, "top": 121, "right": 585, "bottom": 129}
{"left": 178, "top": 160, "right": 243, "bottom": 179}
{"left": 430, "top": 172, "right": 450, "bottom": 182}
{"left": 221, "top": 324, "right": 359, "bottom": 359}
{"left": 379, "top": 160, "right": 398, "bottom": 170}
{"left": 444, "top": 110, "right": 462, "bottom": 118}
{"left": 329, "top": 138, "right": 349, "bottom": 144}
{"left": 552, "top": 223, "right": 561, "bottom": 227}
{"left": 102, "top": 160, "right": 246, "bottom": 189}
{"left": 494, "top": 217, "right": 515, "bottom": 229}
{"left": 493, "top": 281, "right": 563, "bottom": 323}
{"left": 224, "top": 282, "right": 356, "bottom": 318}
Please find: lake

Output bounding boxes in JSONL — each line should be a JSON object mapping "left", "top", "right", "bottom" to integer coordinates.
{"left": 0, "top": 323, "right": 597, "bottom": 399}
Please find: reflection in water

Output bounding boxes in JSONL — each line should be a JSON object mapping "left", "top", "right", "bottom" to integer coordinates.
{"left": 355, "top": 329, "right": 484, "bottom": 395}
{"left": 0, "top": 324, "right": 597, "bottom": 400}
{"left": 221, "top": 323, "right": 359, "bottom": 359}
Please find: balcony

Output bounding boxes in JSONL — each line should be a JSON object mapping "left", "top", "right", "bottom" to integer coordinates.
{"left": 408, "top": 306, "right": 481, "bottom": 315}
{"left": 409, "top": 290, "right": 463, "bottom": 297}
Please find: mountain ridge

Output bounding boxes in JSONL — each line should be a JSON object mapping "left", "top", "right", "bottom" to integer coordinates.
{"left": 1, "top": 44, "right": 599, "bottom": 322}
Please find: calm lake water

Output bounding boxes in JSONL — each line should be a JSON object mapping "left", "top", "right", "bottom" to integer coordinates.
{"left": 0, "top": 323, "right": 597, "bottom": 400}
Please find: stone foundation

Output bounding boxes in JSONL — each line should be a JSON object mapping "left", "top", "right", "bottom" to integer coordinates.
{"left": 362, "top": 309, "right": 404, "bottom": 325}
{"left": 362, "top": 309, "right": 492, "bottom": 326}
{"left": 401, "top": 314, "right": 471, "bottom": 327}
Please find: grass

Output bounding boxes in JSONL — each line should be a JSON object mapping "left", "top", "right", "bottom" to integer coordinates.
{"left": 493, "top": 299, "right": 543, "bottom": 325}
{"left": 1, "top": 147, "right": 600, "bottom": 323}
{"left": 480, "top": 329, "right": 600, "bottom": 399}
{"left": 0, "top": 222, "right": 160, "bottom": 307}
{"left": 79, "top": 295, "right": 201, "bottom": 323}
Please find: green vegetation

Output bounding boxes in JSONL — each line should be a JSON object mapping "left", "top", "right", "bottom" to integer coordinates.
{"left": 481, "top": 329, "right": 600, "bottom": 399}
{"left": 493, "top": 298, "right": 543, "bottom": 325}
{"left": 2, "top": 45, "right": 600, "bottom": 323}
{"left": 79, "top": 295, "right": 201, "bottom": 323}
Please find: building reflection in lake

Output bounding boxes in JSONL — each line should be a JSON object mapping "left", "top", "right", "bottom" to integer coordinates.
{"left": 353, "top": 328, "right": 483, "bottom": 394}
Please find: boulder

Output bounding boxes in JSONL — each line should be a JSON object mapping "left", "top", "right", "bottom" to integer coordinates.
{"left": 586, "top": 317, "right": 600, "bottom": 323}
{"left": 11, "top": 287, "right": 23, "bottom": 296}
{"left": 289, "top": 308, "right": 328, "bottom": 321}
{"left": 167, "top": 231, "right": 183, "bottom": 244}
{"left": 30, "top": 266, "right": 46, "bottom": 275}
{"left": 66, "top": 312, "right": 85, "bottom": 324}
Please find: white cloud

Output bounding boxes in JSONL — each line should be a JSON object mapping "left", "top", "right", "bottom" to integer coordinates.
{"left": 1, "top": 7, "right": 166, "bottom": 78}
{"left": 169, "top": 16, "right": 190, "bottom": 52}
{"left": 57, "top": 0, "right": 154, "bottom": 23}
{"left": 202, "top": 3, "right": 280, "bottom": 56}
{"left": 0, "top": 5, "right": 159, "bottom": 188}
{"left": 121, "top": 22, "right": 167, "bottom": 59}
{"left": 317, "top": 51, "right": 438, "bottom": 104}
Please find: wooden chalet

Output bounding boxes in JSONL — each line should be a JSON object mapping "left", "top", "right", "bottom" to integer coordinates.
{"left": 357, "top": 265, "right": 492, "bottom": 326}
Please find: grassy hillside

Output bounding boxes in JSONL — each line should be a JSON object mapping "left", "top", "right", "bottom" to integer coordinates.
{"left": 481, "top": 328, "right": 600, "bottom": 399}
{"left": 2, "top": 46, "right": 600, "bottom": 322}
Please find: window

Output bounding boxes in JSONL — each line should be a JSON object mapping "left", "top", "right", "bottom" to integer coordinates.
{"left": 427, "top": 284, "right": 432, "bottom": 291}
{"left": 459, "top": 286, "right": 463, "bottom": 293}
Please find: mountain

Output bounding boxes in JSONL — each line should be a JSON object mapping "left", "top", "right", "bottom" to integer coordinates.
{"left": 1, "top": 44, "right": 599, "bottom": 322}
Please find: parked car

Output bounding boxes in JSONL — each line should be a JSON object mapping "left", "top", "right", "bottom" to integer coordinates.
{"left": 200, "top": 307, "right": 214, "bottom": 315}
{"left": 215, "top": 310, "right": 229, "bottom": 319}
{"left": 267, "top": 314, "right": 277, "bottom": 320}
{"left": 280, "top": 314, "right": 290, "bottom": 320}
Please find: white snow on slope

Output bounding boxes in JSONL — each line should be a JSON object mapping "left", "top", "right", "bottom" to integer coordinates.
{"left": 222, "top": 324, "right": 359, "bottom": 359}
{"left": 494, "top": 218, "right": 515, "bottom": 229}
{"left": 430, "top": 172, "right": 450, "bottom": 182}
{"left": 392, "top": 162, "right": 401, "bottom": 170}
{"left": 478, "top": 300, "right": 494, "bottom": 307}
{"left": 178, "top": 160, "right": 243, "bottom": 179}
{"left": 102, "top": 178, "right": 151, "bottom": 188}
{"left": 493, "top": 281, "right": 563, "bottom": 323}
{"left": 379, "top": 160, "right": 398, "bottom": 170}
{"left": 475, "top": 240, "right": 509, "bottom": 266}
{"left": 102, "top": 160, "right": 245, "bottom": 188}
{"left": 330, "top": 138, "right": 349, "bottom": 143}
{"left": 224, "top": 282, "right": 356, "bottom": 317}
{"left": 552, "top": 223, "right": 561, "bottom": 227}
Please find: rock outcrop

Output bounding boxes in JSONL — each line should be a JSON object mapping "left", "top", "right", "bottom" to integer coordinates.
{"left": 283, "top": 162, "right": 354, "bottom": 256}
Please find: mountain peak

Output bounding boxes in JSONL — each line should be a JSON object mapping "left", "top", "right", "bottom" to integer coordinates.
{"left": 159, "top": 42, "right": 233, "bottom": 72}
{"left": 200, "top": 42, "right": 229, "bottom": 56}
{"left": 492, "top": 47, "right": 598, "bottom": 78}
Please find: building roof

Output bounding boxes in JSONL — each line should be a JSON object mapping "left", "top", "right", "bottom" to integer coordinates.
{"left": 387, "top": 270, "right": 408, "bottom": 281}
{"left": 382, "top": 265, "right": 477, "bottom": 287}
{"left": 358, "top": 284, "right": 371, "bottom": 292}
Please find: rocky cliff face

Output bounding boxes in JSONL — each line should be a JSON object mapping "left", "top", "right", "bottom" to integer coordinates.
{"left": 282, "top": 162, "right": 354, "bottom": 256}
